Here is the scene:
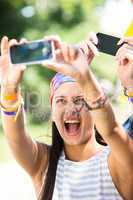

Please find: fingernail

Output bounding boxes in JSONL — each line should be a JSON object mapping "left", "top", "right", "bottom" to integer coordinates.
{"left": 3, "top": 36, "right": 8, "bottom": 41}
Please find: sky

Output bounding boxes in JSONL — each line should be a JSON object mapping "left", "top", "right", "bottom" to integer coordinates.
{"left": 100, "top": 0, "right": 133, "bottom": 36}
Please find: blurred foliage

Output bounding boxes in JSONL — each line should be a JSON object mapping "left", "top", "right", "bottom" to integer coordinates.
{"left": 0, "top": 0, "right": 26, "bottom": 38}
{"left": 0, "top": 0, "right": 119, "bottom": 127}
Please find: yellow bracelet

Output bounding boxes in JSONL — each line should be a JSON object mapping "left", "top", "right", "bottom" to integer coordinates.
{"left": 1, "top": 87, "right": 20, "bottom": 101}
{"left": 3, "top": 93, "right": 18, "bottom": 101}
{"left": 0, "top": 95, "right": 23, "bottom": 112}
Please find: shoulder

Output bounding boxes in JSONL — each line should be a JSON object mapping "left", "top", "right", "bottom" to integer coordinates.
{"left": 31, "top": 141, "right": 51, "bottom": 194}
{"left": 37, "top": 141, "right": 50, "bottom": 172}
{"left": 32, "top": 141, "right": 50, "bottom": 180}
{"left": 123, "top": 114, "right": 133, "bottom": 139}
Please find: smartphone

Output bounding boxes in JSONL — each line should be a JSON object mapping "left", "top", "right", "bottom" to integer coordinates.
{"left": 96, "top": 33, "right": 124, "bottom": 56}
{"left": 10, "top": 40, "right": 54, "bottom": 65}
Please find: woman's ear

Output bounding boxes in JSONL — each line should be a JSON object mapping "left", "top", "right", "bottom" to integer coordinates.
{"left": 51, "top": 112, "right": 55, "bottom": 122}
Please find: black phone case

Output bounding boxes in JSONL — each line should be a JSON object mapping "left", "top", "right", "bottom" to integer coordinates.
{"left": 96, "top": 33, "right": 123, "bottom": 56}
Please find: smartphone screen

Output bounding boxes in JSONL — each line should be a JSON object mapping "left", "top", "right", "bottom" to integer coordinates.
{"left": 96, "top": 33, "right": 122, "bottom": 56}
{"left": 10, "top": 40, "right": 53, "bottom": 65}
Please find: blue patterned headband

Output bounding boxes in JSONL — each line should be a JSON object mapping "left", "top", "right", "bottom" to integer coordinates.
{"left": 50, "top": 73, "right": 76, "bottom": 106}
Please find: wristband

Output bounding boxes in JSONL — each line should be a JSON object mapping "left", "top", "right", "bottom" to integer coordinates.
{"left": 3, "top": 93, "right": 18, "bottom": 101}
{"left": 128, "top": 97, "right": 133, "bottom": 103}
{"left": 86, "top": 92, "right": 108, "bottom": 110}
{"left": 0, "top": 96, "right": 24, "bottom": 121}
{"left": 0, "top": 95, "right": 23, "bottom": 112}
{"left": 2, "top": 111, "right": 16, "bottom": 116}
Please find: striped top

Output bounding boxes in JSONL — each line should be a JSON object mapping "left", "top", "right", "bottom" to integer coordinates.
{"left": 52, "top": 147, "right": 123, "bottom": 200}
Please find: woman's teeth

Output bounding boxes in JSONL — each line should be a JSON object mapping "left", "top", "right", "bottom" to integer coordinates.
{"left": 65, "top": 120, "right": 80, "bottom": 123}
{"left": 64, "top": 120, "right": 80, "bottom": 135}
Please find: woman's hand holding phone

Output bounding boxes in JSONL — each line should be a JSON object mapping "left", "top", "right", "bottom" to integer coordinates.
{"left": 0, "top": 36, "right": 26, "bottom": 103}
{"left": 10, "top": 40, "right": 54, "bottom": 65}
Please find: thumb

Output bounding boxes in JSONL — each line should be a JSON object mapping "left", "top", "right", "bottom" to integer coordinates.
{"left": 1, "top": 36, "right": 9, "bottom": 56}
{"left": 42, "top": 60, "right": 64, "bottom": 72}
{"left": 12, "top": 64, "right": 26, "bottom": 84}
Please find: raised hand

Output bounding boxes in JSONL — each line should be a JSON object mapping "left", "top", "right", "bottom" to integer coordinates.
{"left": 42, "top": 35, "right": 97, "bottom": 85}
{"left": 116, "top": 37, "right": 133, "bottom": 87}
{"left": 79, "top": 32, "right": 99, "bottom": 65}
{"left": 0, "top": 36, "right": 26, "bottom": 90}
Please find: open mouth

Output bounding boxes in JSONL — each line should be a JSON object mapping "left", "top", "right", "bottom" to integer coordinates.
{"left": 64, "top": 120, "right": 81, "bottom": 135}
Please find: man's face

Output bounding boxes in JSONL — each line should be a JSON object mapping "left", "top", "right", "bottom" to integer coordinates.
{"left": 52, "top": 82, "right": 94, "bottom": 146}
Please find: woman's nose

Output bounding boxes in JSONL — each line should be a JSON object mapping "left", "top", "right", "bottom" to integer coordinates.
{"left": 65, "top": 102, "right": 79, "bottom": 117}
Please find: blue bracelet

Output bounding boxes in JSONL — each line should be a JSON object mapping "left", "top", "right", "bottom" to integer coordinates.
{"left": 3, "top": 111, "right": 16, "bottom": 116}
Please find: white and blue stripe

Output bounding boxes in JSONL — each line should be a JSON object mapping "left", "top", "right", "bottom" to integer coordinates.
{"left": 52, "top": 147, "right": 123, "bottom": 200}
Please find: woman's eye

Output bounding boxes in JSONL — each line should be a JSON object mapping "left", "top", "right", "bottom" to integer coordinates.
{"left": 56, "top": 99, "right": 66, "bottom": 104}
{"left": 74, "top": 99, "right": 84, "bottom": 105}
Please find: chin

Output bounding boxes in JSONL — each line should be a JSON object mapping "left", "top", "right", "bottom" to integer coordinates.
{"left": 64, "top": 140, "right": 81, "bottom": 146}
{"left": 63, "top": 135, "right": 91, "bottom": 146}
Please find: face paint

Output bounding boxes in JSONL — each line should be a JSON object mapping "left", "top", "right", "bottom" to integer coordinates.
{"left": 51, "top": 80, "right": 94, "bottom": 146}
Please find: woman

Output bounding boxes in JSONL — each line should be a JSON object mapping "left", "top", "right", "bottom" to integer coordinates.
{"left": 0, "top": 35, "right": 133, "bottom": 200}
{"left": 81, "top": 31, "right": 133, "bottom": 139}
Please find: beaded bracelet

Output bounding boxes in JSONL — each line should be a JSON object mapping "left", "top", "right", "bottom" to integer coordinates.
{"left": 86, "top": 92, "right": 108, "bottom": 110}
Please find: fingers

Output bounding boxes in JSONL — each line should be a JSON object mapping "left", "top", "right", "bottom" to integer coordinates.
{"left": 117, "top": 37, "right": 133, "bottom": 46}
{"left": 42, "top": 60, "right": 67, "bottom": 74}
{"left": 53, "top": 42, "right": 78, "bottom": 63}
{"left": 9, "top": 38, "right": 28, "bottom": 48}
{"left": 116, "top": 44, "right": 126, "bottom": 64}
{"left": 80, "top": 32, "right": 99, "bottom": 57}
{"left": 87, "top": 32, "right": 98, "bottom": 45}
{"left": 19, "top": 38, "right": 28, "bottom": 44}
{"left": 86, "top": 40, "right": 99, "bottom": 56}
{"left": 42, "top": 43, "right": 79, "bottom": 75}
{"left": 69, "top": 45, "right": 77, "bottom": 60}
{"left": 60, "top": 43, "right": 69, "bottom": 62}
{"left": 80, "top": 41, "right": 89, "bottom": 55}
{"left": 1, "top": 36, "right": 9, "bottom": 55}
{"left": 9, "top": 39, "right": 18, "bottom": 47}
{"left": 116, "top": 43, "right": 133, "bottom": 57}
{"left": 42, "top": 60, "right": 77, "bottom": 79}
{"left": 44, "top": 35, "right": 61, "bottom": 49}
{"left": 85, "top": 32, "right": 99, "bottom": 55}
